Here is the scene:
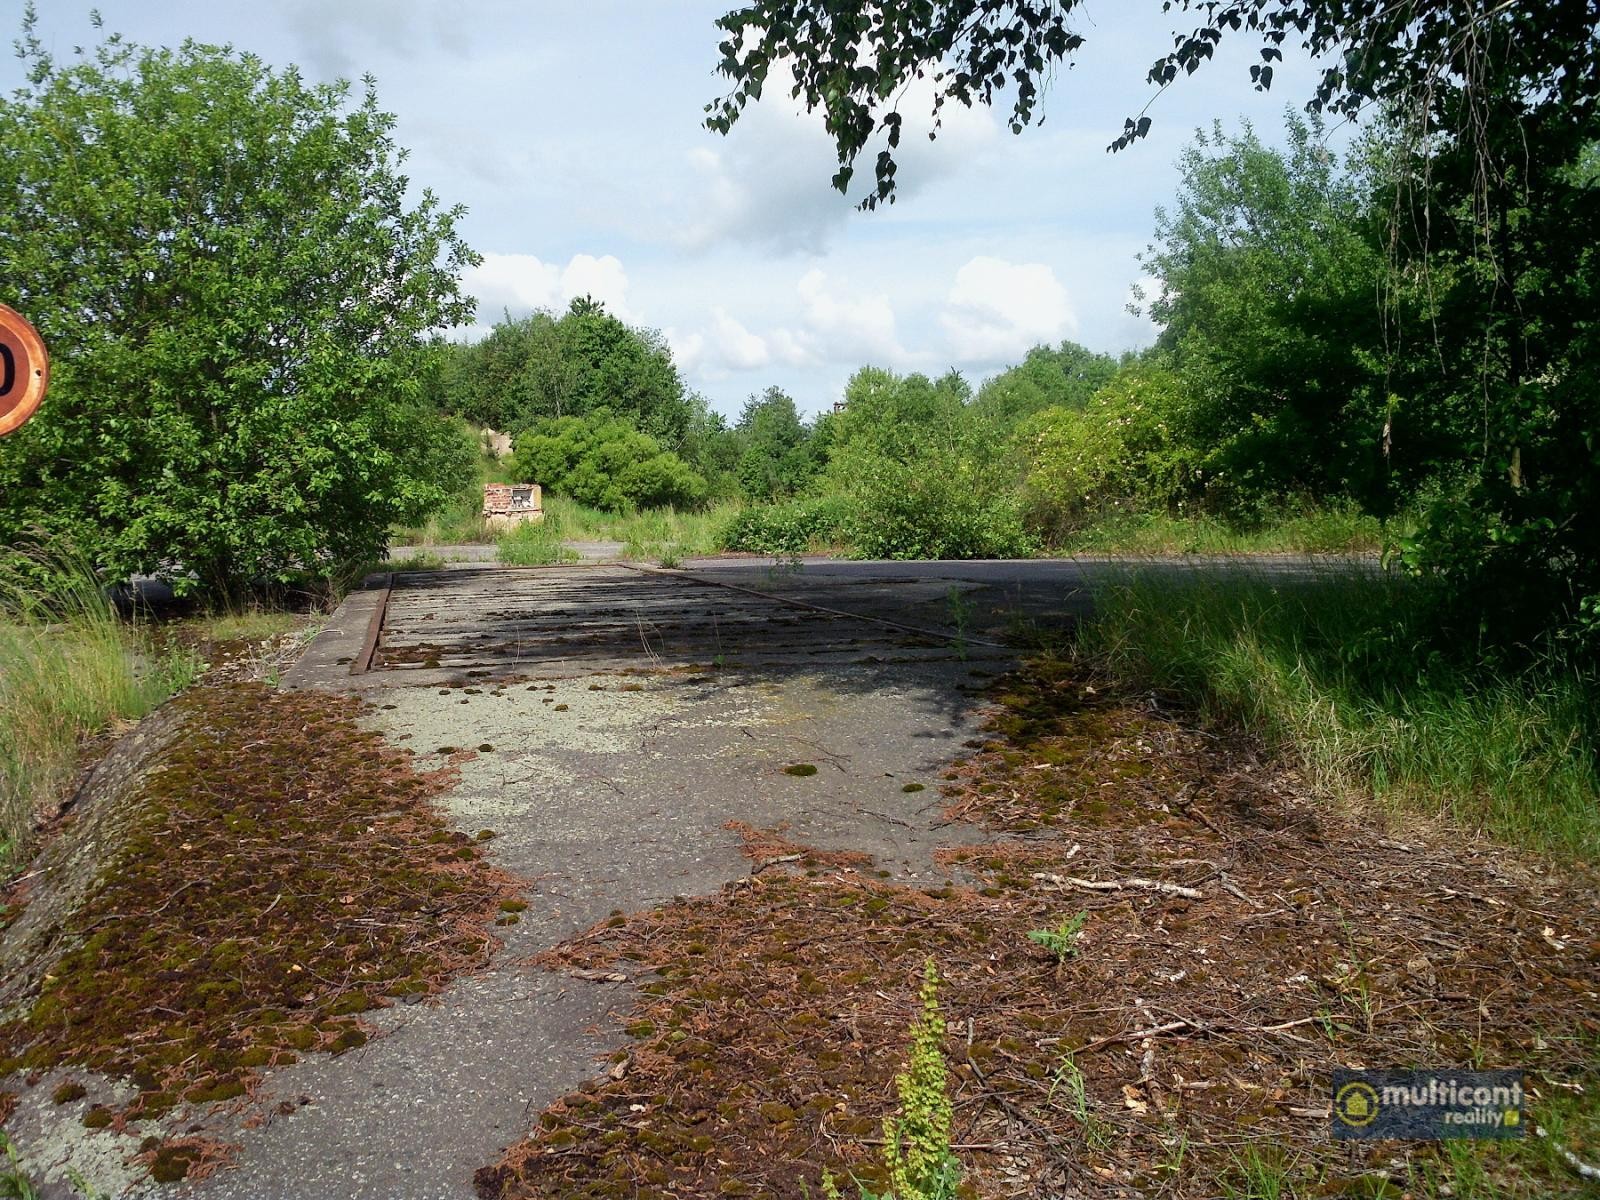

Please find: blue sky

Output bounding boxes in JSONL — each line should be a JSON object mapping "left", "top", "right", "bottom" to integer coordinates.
{"left": 5, "top": 2, "right": 1347, "bottom": 417}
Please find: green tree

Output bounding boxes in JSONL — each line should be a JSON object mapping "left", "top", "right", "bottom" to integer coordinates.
{"left": 676, "top": 395, "right": 742, "bottom": 499}
{"left": 0, "top": 23, "right": 477, "bottom": 595}
{"left": 707, "top": 1, "right": 1599, "bottom": 208}
{"left": 1139, "top": 113, "right": 1394, "bottom": 516}
{"left": 733, "top": 386, "right": 820, "bottom": 501}
{"left": 1015, "top": 364, "right": 1196, "bottom": 539}
{"left": 436, "top": 300, "right": 693, "bottom": 447}
{"left": 973, "top": 341, "right": 1119, "bottom": 434}
{"left": 829, "top": 368, "right": 1033, "bottom": 559}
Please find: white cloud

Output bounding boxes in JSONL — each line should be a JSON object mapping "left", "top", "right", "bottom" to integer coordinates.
{"left": 707, "top": 308, "right": 776, "bottom": 371}
{"left": 673, "top": 63, "right": 1000, "bottom": 255}
{"left": 795, "top": 269, "right": 904, "bottom": 364}
{"left": 939, "top": 256, "right": 1078, "bottom": 364}
{"left": 462, "top": 252, "right": 632, "bottom": 323}
{"left": 672, "top": 270, "right": 910, "bottom": 379}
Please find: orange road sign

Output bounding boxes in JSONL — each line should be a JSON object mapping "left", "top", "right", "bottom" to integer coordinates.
{"left": 0, "top": 303, "right": 49, "bottom": 437}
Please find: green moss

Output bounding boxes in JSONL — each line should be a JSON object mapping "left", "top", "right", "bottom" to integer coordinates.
{"left": 901, "top": 782, "right": 925, "bottom": 793}
{"left": 81, "top": 1105, "right": 113, "bottom": 1128}
{"left": 328, "top": 1027, "right": 368, "bottom": 1055}
{"left": 324, "top": 991, "right": 376, "bottom": 1017}
{"left": 185, "top": 1079, "right": 246, "bottom": 1104}
{"left": 0, "top": 684, "right": 518, "bottom": 1117}
{"left": 148, "top": 1145, "right": 198, "bottom": 1183}
{"left": 52, "top": 1081, "right": 87, "bottom": 1104}
{"left": 783, "top": 764, "right": 818, "bottom": 777}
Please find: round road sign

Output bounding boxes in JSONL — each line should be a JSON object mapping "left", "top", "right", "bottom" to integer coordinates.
{"left": 0, "top": 303, "right": 49, "bottom": 437}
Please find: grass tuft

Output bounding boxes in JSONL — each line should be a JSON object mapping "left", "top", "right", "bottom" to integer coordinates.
{"left": 0, "top": 550, "right": 199, "bottom": 875}
{"left": 497, "top": 511, "right": 580, "bottom": 566}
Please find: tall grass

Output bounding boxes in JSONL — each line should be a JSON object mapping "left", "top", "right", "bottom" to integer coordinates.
{"left": 0, "top": 554, "right": 199, "bottom": 873}
{"left": 1077, "top": 568, "right": 1599, "bottom": 860}
{"left": 389, "top": 450, "right": 515, "bottom": 547}
{"left": 497, "top": 510, "right": 580, "bottom": 566}
{"left": 1061, "top": 501, "right": 1401, "bottom": 556}
{"left": 542, "top": 495, "right": 741, "bottom": 561}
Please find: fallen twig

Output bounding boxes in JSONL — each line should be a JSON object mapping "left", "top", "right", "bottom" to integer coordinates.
{"left": 1537, "top": 1124, "right": 1600, "bottom": 1182}
{"left": 1032, "top": 872, "right": 1204, "bottom": 900}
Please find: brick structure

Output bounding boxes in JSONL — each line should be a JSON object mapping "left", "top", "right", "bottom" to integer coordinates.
{"left": 482, "top": 483, "right": 544, "bottom": 531}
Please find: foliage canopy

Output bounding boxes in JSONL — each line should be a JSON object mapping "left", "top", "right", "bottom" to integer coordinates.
{"left": 511, "top": 413, "right": 709, "bottom": 513}
{"left": 436, "top": 299, "right": 694, "bottom": 447}
{"left": 708, "top": 0, "right": 1600, "bottom": 209}
{"left": 0, "top": 23, "right": 478, "bottom": 594}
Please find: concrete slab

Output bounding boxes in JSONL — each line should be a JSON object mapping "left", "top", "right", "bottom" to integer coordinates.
{"left": 165, "top": 555, "right": 1374, "bottom": 1198}
{"left": 176, "top": 562, "right": 1010, "bottom": 1200}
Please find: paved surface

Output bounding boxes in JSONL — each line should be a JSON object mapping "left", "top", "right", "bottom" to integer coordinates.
{"left": 191, "top": 562, "right": 1028, "bottom": 1200}
{"left": 82, "top": 555, "right": 1352, "bottom": 1198}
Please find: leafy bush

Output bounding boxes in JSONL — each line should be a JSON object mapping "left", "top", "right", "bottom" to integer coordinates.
{"left": 0, "top": 30, "right": 478, "bottom": 597}
{"left": 513, "top": 414, "right": 709, "bottom": 513}
{"left": 1015, "top": 364, "right": 1196, "bottom": 540}
{"left": 844, "top": 455, "right": 1035, "bottom": 561}
{"left": 719, "top": 497, "right": 853, "bottom": 556}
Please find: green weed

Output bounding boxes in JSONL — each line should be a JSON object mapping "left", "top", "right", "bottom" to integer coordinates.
{"left": 0, "top": 1131, "right": 38, "bottom": 1200}
{"left": 1061, "top": 501, "right": 1401, "bottom": 557}
{"left": 1220, "top": 1144, "right": 1313, "bottom": 1199}
{"left": 823, "top": 959, "right": 959, "bottom": 1200}
{"left": 497, "top": 515, "right": 579, "bottom": 567}
{"left": 1026, "top": 911, "right": 1088, "bottom": 962}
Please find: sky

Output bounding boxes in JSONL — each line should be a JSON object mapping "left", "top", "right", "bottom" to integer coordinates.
{"left": 3, "top": 2, "right": 1345, "bottom": 418}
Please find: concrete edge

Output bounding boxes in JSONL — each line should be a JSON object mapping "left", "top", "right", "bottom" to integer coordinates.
{"left": 280, "top": 581, "right": 387, "bottom": 691}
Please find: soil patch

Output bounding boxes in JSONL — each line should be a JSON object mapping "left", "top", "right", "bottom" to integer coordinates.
{"left": 482, "top": 657, "right": 1600, "bottom": 1198}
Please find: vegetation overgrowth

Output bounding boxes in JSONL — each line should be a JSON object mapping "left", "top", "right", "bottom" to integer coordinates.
{"left": 0, "top": 683, "right": 519, "bottom": 1180}
{"left": 1079, "top": 570, "right": 1600, "bottom": 861}
{"left": 0, "top": 21, "right": 479, "bottom": 600}
{"left": 485, "top": 668, "right": 1600, "bottom": 1197}
{"left": 0, "top": 553, "right": 197, "bottom": 874}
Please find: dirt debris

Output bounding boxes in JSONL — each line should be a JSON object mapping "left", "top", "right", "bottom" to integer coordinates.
{"left": 485, "top": 656, "right": 1600, "bottom": 1199}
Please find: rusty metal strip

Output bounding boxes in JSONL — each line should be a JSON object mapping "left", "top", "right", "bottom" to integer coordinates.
{"left": 350, "top": 572, "right": 394, "bottom": 676}
{"left": 611, "top": 562, "right": 1011, "bottom": 651}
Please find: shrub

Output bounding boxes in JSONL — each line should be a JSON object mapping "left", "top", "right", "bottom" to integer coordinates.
{"left": 719, "top": 497, "right": 853, "bottom": 556}
{"left": 512, "top": 414, "right": 708, "bottom": 513}
{"left": 844, "top": 456, "right": 1035, "bottom": 561}
{"left": 1015, "top": 364, "right": 1196, "bottom": 540}
{"left": 0, "top": 31, "right": 478, "bottom": 597}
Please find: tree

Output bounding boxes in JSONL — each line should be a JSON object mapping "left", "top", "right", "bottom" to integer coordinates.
{"left": 435, "top": 300, "right": 693, "bottom": 447}
{"left": 708, "top": 1, "right": 1600, "bottom": 209}
{"left": 1014, "top": 364, "right": 1196, "bottom": 539}
{"left": 827, "top": 368, "right": 1033, "bottom": 559}
{"left": 1139, "top": 113, "right": 1396, "bottom": 515}
{"left": 710, "top": 1, "right": 1600, "bottom": 650}
{"left": 0, "top": 23, "right": 478, "bottom": 594}
{"left": 973, "top": 341, "right": 1119, "bottom": 433}
{"left": 733, "top": 386, "right": 818, "bottom": 501}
